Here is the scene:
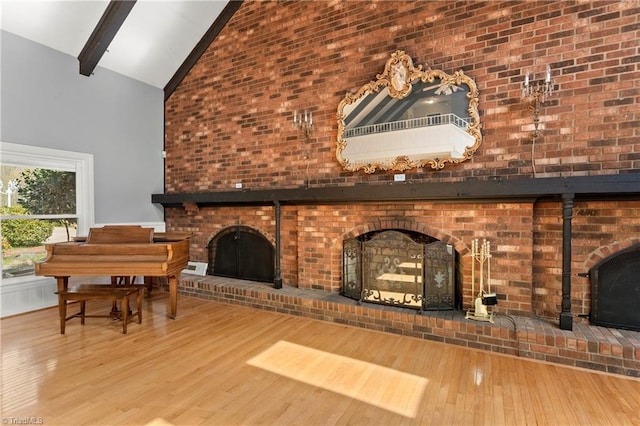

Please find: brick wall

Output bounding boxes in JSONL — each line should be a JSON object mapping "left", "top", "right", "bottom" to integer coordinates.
{"left": 165, "top": 0, "right": 639, "bottom": 190}
{"left": 533, "top": 200, "right": 640, "bottom": 318}
{"left": 169, "top": 200, "right": 536, "bottom": 317}
{"left": 164, "top": 1, "right": 640, "bottom": 322}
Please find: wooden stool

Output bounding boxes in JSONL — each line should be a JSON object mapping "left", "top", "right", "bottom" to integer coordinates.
{"left": 56, "top": 285, "right": 142, "bottom": 334}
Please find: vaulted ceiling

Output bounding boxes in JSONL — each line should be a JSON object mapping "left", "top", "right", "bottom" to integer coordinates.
{"left": 0, "top": 1, "right": 241, "bottom": 98}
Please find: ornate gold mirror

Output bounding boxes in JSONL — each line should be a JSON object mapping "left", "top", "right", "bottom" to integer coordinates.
{"left": 336, "top": 51, "right": 481, "bottom": 173}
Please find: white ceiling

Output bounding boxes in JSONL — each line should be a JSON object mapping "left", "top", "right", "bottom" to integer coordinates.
{"left": 0, "top": 0, "right": 229, "bottom": 88}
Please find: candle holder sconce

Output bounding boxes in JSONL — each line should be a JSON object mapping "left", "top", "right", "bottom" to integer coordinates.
{"left": 292, "top": 110, "right": 313, "bottom": 141}
{"left": 521, "top": 65, "right": 554, "bottom": 177}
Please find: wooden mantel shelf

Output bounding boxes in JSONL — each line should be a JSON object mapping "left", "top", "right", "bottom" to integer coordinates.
{"left": 152, "top": 175, "right": 640, "bottom": 207}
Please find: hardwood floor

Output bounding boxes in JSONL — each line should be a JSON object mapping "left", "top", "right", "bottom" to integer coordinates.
{"left": 2, "top": 291, "right": 639, "bottom": 426}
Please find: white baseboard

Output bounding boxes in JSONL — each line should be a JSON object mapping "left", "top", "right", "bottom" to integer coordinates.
{"left": 0, "top": 276, "right": 58, "bottom": 318}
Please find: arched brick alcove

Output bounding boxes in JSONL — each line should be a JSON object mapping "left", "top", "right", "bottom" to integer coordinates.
{"left": 589, "top": 242, "right": 640, "bottom": 331}
{"left": 208, "top": 226, "right": 275, "bottom": 283}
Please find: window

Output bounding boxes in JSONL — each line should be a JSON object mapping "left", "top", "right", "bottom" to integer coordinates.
{"left": 0, "top": 142, "right": 94, "bottom": 282}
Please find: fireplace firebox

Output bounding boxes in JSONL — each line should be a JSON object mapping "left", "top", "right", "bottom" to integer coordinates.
{"left": 208, "top": 226, "right": 274, "bottom": 283}
{"left": 342, "top": 230, "right": 456, "bottom": 311}
{"left": 589, "top": 243, "right": 640, "bottom": 331}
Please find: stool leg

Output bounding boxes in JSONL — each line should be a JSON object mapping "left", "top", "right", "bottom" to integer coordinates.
{"left": 137, "top": 289, "right": 142, "bottom": 324}
{"left": 122, "top": 295, "right": 129, "bottom": 334}
{"left": 110, "top": 277, "right": 120, "bottom": 318}
{"left": 80, "top": 300, "right": 86, "bottom": 325}
{"left": 58, "top": 294, "right": 66, "bottom": 335}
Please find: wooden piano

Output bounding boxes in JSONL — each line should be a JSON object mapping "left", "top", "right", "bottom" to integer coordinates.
{"left": 35, "top": 226, "right": 190, "bottom": 319}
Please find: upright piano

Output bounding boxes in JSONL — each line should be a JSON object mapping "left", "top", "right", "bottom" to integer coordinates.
{"left": 35, "top": 226, "right": 190, "bottom": 318}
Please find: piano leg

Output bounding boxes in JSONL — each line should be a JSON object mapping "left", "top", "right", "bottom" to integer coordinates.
{"left": 56, "top": 277, "right": 69, "bottom": 334}
{"left": 144, "top": 276, "right": 153, "bottom": 294}
{"left": 168, "top": 275, "right": 178, "bottom": 319}
{"left": 56, "top": 276, "right": 69, "bottom": 292}
{"left": 110, "top": 276, "right": 120, "bottom": 318}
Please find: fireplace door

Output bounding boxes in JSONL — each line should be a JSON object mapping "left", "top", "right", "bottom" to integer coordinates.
{"left": 342, "top": 238, "right": 362, "bottom": 300}
{"left": 208, "top": 226, "right": 274, "bottom": 283}
{"left": 342, "top": 230, "right": 455, "bottom": 311}
{"left": 362, "top": 230, "right": 424, "bottom": 309}
{"left": 423, "top": 241, "right": 455, "bottom": 310}
{"left": 590, "top": 243, "right": 640, "bottom": 331}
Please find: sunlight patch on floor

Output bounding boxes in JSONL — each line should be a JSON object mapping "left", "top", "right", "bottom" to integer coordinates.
{"left": 144, "top": 418, "right": 174, "bottom": 426}
{"left": 247, "top": 340, "right": 427, "bottom": 418}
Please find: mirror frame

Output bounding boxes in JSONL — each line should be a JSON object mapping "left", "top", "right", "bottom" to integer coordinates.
{"left": 336, "top": 50, "right": 482, "bottom": 173}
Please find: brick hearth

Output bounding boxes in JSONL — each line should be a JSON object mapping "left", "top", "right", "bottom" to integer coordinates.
{"left": 172, "top": 275, "right": 640, "bottom": 378}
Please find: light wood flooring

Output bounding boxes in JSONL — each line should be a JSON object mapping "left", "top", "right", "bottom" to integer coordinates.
{"left": 2, "top": 291, "right": 639, "bottom": 426}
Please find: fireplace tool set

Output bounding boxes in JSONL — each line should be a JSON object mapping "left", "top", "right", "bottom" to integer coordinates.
{"left": 465, "top": 238, "right": 497, "bottom": 323}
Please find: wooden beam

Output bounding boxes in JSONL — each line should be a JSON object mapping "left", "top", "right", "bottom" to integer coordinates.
{"left": 78, "top": 1, "right": 136, "bottom": 77}
{"left": 151, "top": 174, "right": 640, "bottom": 207}
{"left": 164, "top": 1, "right": 243, "bottom": 101}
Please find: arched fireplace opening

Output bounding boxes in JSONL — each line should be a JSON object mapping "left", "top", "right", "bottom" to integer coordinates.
{"left": 589, "top": 243, "right": 640, "bottom": 331}
{"left": 208, "top": 226, "right": 274, "bottom": 283}
{"left": 342, "top": 229, "right": 458, "bottom": 312}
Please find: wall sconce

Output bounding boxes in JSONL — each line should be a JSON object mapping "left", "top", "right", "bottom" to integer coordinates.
{"left": 292, "top": 110, "right": 313, "bottom": 140}
{"left": 521, "top": 65, "right": 553, "bottom": 140}
{"left": 521, "top": 65, "right": 554, "bottom": 176}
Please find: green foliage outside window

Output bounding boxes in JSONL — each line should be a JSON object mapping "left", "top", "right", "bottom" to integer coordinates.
{"left": 1, "top": 167, "right": 76, "bottom": 277}
{"left": 18, "top": 168, "right": 76, "bottom": 241}
{"left": 18, "top": 169, "right": 76, "bottom": 214}
{"left": 0, "top": 206, "right": 55, "bottom": 247}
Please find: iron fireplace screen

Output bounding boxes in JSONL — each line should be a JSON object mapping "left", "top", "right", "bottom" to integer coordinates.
{"left": 342, "top": 230, "right": 454, "bottom": 311}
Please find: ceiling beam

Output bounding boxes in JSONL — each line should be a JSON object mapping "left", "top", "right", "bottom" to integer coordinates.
{"left": 78, "top": 0, "right": 137, "bottom": 77}
{"left": 164, "top": 0, "right": 243, "bottom": 101}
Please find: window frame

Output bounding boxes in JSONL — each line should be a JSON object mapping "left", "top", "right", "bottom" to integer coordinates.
{"left": 0, "top": 141, "right": 94, "bottom": 285}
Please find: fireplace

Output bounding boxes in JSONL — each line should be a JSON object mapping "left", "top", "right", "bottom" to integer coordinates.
{"left": 589, "top": 243, "right": 640, "bottom": 331}
{"left": 342, "top": 229, "right": 456, "bottom": 311}
{"left": 208, "top": 226, "right": 275, "bottom": 283}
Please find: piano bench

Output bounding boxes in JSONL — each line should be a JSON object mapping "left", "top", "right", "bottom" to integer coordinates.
{"left": 56, "top": 286, "right": 142, "bottom": 334}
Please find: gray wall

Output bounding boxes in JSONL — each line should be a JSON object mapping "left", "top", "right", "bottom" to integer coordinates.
{"left": 0, "top": 30, "right": 164, "bottom": 225}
